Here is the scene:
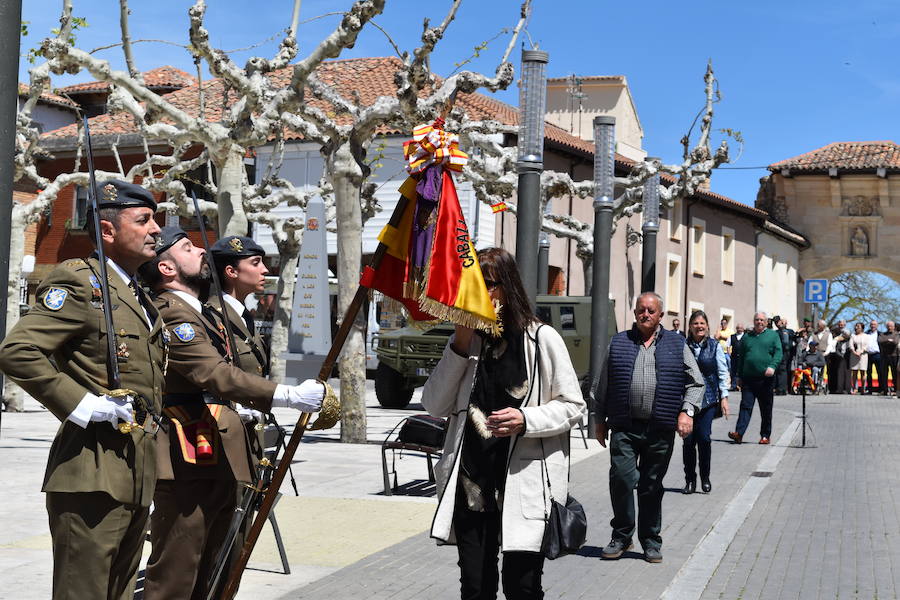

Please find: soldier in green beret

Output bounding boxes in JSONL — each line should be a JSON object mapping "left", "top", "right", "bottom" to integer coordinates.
{"left": 0, "top": 179, "right": 167, "bottom": 600}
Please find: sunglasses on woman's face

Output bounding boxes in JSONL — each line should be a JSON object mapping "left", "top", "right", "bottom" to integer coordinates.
{"left": 484, "top": 279, "right": 501, "bottom": 290}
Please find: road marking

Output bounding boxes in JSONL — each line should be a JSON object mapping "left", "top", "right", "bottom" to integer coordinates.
{"left": 658, "top": 417, "right": 801, "bottom": 600}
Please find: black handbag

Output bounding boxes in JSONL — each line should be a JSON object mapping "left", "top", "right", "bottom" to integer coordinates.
{"left": 397, "top": 414, "right": 447, "bottom": 448}
{"left": 533, "top": 325, "right": 587, "bottom": 560}
{"left": 541, "top": 493, "right": 587, "bottom": 560}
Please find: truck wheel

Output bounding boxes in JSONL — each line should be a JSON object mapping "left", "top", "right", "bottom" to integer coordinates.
{"left": 375, "top": 363, "right": 414, "bottom": 408}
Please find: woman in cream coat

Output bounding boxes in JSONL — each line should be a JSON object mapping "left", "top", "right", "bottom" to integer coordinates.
{"left": 422, "top": 248, "right": 586, "bottom": 600}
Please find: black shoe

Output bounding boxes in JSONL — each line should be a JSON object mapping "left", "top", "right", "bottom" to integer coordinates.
{"left": 644, "top": 547, "right": 663, "bottom": 563}
{"left": 701, "top": 478, "right": 712, "bottom": 493}
{"left": 601, "top": 538, "right": 633, "bottom": 559}
{"left": 682, "top": 479, "right": 695, "bottom": 494}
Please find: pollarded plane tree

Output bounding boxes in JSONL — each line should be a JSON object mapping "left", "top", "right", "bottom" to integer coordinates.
{"left": 461, "top": 61, "right": 737, "bottom": 290}
{"left": 13, "top": 0, "right": 531, "bottom": 441}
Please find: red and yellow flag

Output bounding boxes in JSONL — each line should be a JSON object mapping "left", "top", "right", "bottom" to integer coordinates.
{"left": 361, "top": 120, "right": 497, "bottom": 334}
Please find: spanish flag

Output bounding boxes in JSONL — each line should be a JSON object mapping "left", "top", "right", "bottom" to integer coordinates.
{"left": 360, "top": 121, "right": 498, "bottom": 334}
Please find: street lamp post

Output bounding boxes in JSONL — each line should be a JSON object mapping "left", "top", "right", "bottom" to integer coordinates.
{"left": 641, "top": 161, "right": 661, "bottom": 293}
{"left": 0, "top": 0, "right": 22, "bottom": 422}
{"left": 588, "top": 116, "right": 616, "bottom": 428}
{"left": 515, "top": 49, "right": 549, "bottom": 303}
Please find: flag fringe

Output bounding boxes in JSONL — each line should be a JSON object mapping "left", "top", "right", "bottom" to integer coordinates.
{"left": 418, "top": 295, "right": 501, "bottom": 336}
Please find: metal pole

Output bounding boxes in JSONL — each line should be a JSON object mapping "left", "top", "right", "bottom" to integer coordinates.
{"left": 588, "top": 116, "right": 616, "bottom": 430}
{"left": 640, "top": 161, "right": 661, "bottom": 293}
{"left": 0, "top": 0, "right": 22, "bottom": 424}
{"left": 515, "top": 49, "right": 549, "bottom": 304}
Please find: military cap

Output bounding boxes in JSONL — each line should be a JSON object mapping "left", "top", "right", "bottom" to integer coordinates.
{"left": 154, "top": 226, "right": 189, "bottom": 255}
{"left": 91, "top": 179, "right": 157, "bottom": 211}
{"left": 210, "top": 236, "right": 265, "bottom": 259}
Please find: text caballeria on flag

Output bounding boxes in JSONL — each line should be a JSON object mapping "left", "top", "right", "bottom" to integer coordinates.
{"left": 361, "top": 118, "right": 498, "bottom": 334}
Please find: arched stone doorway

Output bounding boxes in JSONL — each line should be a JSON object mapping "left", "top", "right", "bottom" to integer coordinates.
{"left": 759, "top": 141, "right": 900, "bottom": 312}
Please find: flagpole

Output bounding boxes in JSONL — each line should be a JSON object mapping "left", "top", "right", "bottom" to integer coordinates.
{"left": 220, "top": 92, "right": 459, "bottom": 599}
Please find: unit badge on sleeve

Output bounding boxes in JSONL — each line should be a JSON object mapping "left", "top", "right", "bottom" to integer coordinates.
{"left": 173, "top": 323, "right": 196, "bottom": 342}
{"left": 42, "top": 288, "right": 68, "bottom": 311}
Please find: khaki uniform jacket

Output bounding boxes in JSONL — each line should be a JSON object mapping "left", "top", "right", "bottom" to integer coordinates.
{"left": 208, "top": 297, "right": 269, "bottom": 378}
{"left": 154, "top": 291, "right": 276, "bottom": 483}
{"left": 0, "top": 257, "right": 167, "bottom": 507}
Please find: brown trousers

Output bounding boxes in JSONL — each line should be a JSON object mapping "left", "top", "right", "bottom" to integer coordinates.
{"left": 46, "top": 491, "right": 149, "bottom": 600}
{"left": 143, "top": 478, "right": 239, "bottom": 600}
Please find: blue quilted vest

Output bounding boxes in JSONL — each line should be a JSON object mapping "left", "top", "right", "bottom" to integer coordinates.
{"left": 605, "top": 326, "right": 686, "bottom": 430}
{"left": 689, "top": 337, "right": 720, "bottom": 409}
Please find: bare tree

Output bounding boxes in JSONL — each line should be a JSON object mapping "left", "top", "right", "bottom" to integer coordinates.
{"left": 819, "top": 271, "right": 900, "bottom": 327}
{"left": 14, "top": 0, "right": 530, "bottom": 440}
{"left": 463, "top": 61, "right": 735, "bottom": 290}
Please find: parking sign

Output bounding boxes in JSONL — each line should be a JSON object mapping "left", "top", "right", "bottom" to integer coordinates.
{"left": 804, "top": 279, "right": 828, "bottom": 303}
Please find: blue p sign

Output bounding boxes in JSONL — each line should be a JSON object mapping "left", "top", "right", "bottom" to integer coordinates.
{"left": 804, "top": 279, "right": 828, "bottom": 304}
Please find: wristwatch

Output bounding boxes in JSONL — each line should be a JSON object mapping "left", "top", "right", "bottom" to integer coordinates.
{"left": 682, "top": 406, "right": 695, "bottom": 418}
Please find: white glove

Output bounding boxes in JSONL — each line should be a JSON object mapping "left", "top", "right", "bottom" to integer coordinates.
{"left": 235, "top": 404, "right": 264, "bottom": 424}
{"left": 272, "top": 380, "right": 324, "bottom": 413}
{"left": 68, "top": 392, "right": 135, "bottom": 429}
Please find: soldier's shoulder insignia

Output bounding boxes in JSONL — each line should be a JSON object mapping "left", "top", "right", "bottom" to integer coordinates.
{"left": 89, "top": 274, "right": 101, "bottom": 289}
{"left": 63, "top": 258, "right": 87, "bottom": 269}
{"left": 42, "top": 288, "right": 68, "bottom": 311}
{"left": 173, "top": 323, "right": 196, "bottom": 342}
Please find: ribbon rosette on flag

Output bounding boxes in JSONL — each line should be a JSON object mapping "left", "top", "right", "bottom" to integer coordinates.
{"left": 361, "top": 118, "right": 499, "bottom": 334}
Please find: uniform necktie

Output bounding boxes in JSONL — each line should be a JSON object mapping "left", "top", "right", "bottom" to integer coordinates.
{"left": 128, "top": 278, "right": 154, "bottom": 326}
{"left": 243, "top": 309, "right": 256, "bottom": 336}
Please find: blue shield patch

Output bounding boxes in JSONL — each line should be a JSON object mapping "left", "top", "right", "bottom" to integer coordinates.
{"left": 89, "top": 275, "right": 100, "bottom": 289}
{"left": 173, "top": 323, "right": 196, "bottom": 342}
{"left": 42, "top": 288, "right": 68, "bottom": 311}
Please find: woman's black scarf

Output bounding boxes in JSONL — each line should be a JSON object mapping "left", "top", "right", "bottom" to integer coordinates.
{"left": 458, "top": 328, "right": 529, "bottom": 512}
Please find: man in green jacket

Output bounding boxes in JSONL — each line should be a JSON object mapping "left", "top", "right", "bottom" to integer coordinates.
{"left": 729, "top": 312, "right": 783, "bottom": 444}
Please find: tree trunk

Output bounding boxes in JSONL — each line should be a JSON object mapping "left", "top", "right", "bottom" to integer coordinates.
{"left": 330, "top": 143, "right": 367, "bottom": 443}
{"left": 3, "top": 208, "right": 26, "bottom": 411}
{"left": 268, "top": 238, "right": 301, "bottom": 383}
{"left": 215, "top": 150, "right": 248, "bottom": 237}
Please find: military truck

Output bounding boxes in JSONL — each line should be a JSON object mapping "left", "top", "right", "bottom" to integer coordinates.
{"left": 372, "top": 296, "right": 614, "bottom": 408}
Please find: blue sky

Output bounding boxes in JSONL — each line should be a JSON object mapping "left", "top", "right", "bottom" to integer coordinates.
{"left": 19, "top": 0, "right": 900, "bottom": 205}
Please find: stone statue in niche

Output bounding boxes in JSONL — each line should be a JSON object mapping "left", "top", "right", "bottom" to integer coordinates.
{"left": 850, "top": 226, "right": 869, "bottom": 256}
{"left": 843, "top": 196, "right": 878, "bottom": 217}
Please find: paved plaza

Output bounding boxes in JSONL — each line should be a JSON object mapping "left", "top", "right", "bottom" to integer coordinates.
{"left": 0, "top": 386, "right": 897, "bottom": 599}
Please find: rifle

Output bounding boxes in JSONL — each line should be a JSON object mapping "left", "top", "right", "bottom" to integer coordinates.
{"left": 82, "top": 115, "right": 143, "bottom": 433}
{"left": 189, "top": 191, "right": 242, "bottom": 370}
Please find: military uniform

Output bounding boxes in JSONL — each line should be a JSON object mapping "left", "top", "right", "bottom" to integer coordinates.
{"left": 0, "top": 256, "right": 167, "bottom": 600}
{"left": 0, "top": 179, "right": 166, "bottom": 600}
{"left": 143, "top": 289, "right": 276, "bottom": 600}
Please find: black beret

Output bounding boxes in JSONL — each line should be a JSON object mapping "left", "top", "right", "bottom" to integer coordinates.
{"left": 210, "top": 236, "right": 265, "bottom": 259}
{"left": 154, "top": 226, "right": 189, "bottom": 255}
{"left": 90, "top": 179, "right": 157, "bottom": 211}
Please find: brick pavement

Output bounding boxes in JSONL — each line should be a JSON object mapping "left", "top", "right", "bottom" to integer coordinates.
{"left": 284, "top": 397, "right": 802, "bottom": 600}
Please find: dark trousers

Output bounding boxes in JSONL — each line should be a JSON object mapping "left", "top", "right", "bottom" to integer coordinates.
{"left": 453, "top": 506, "right": 544, "bottom": 600}
{"left": 736, "top": 376, "right": 774, "bottom": 438}
{"left": 775, "top": 360, "right": 789, "bottom": 393}
{"left": 144, "top": 478, "right": 238, "bottom": 600}
{"left": 683, "top": 404, "right": 716, "bottom": 481}
{"left": 46, "top": 491, "right": 149, "bottom": 600}
{"left": 609, "top": 421, "right": 675, "bottom": 550}
{"left": 867, "top": 351, "right": 883, "bottom": 392}
{"left": 827, "top": 353, "right": 849, "bottom": 393}
{"left": 884, "top": 355, "right": 898, "bottom": 392}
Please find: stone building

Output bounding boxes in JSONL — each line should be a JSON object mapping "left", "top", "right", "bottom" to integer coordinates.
{"left": 761, "top": 141, "right": 900, "bottom": 320}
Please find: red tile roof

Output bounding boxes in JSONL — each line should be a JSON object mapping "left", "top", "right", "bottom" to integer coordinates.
{"left": 40, "top": 56, "right": 601, "bottom": 159}
{"left": 547, "top": 75, "right": 625, "bottom": 83}
{"left": 36, "top": 57, "right": 756, "bottom": 218}
{"left": 55, "top": 66, "right": 197, "bottom": 95}
{"left": 18, "top": 83, "right": 78, "bottom": 110}
{"left": 769, "top": 141, "right": 900, "bottom": 172}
